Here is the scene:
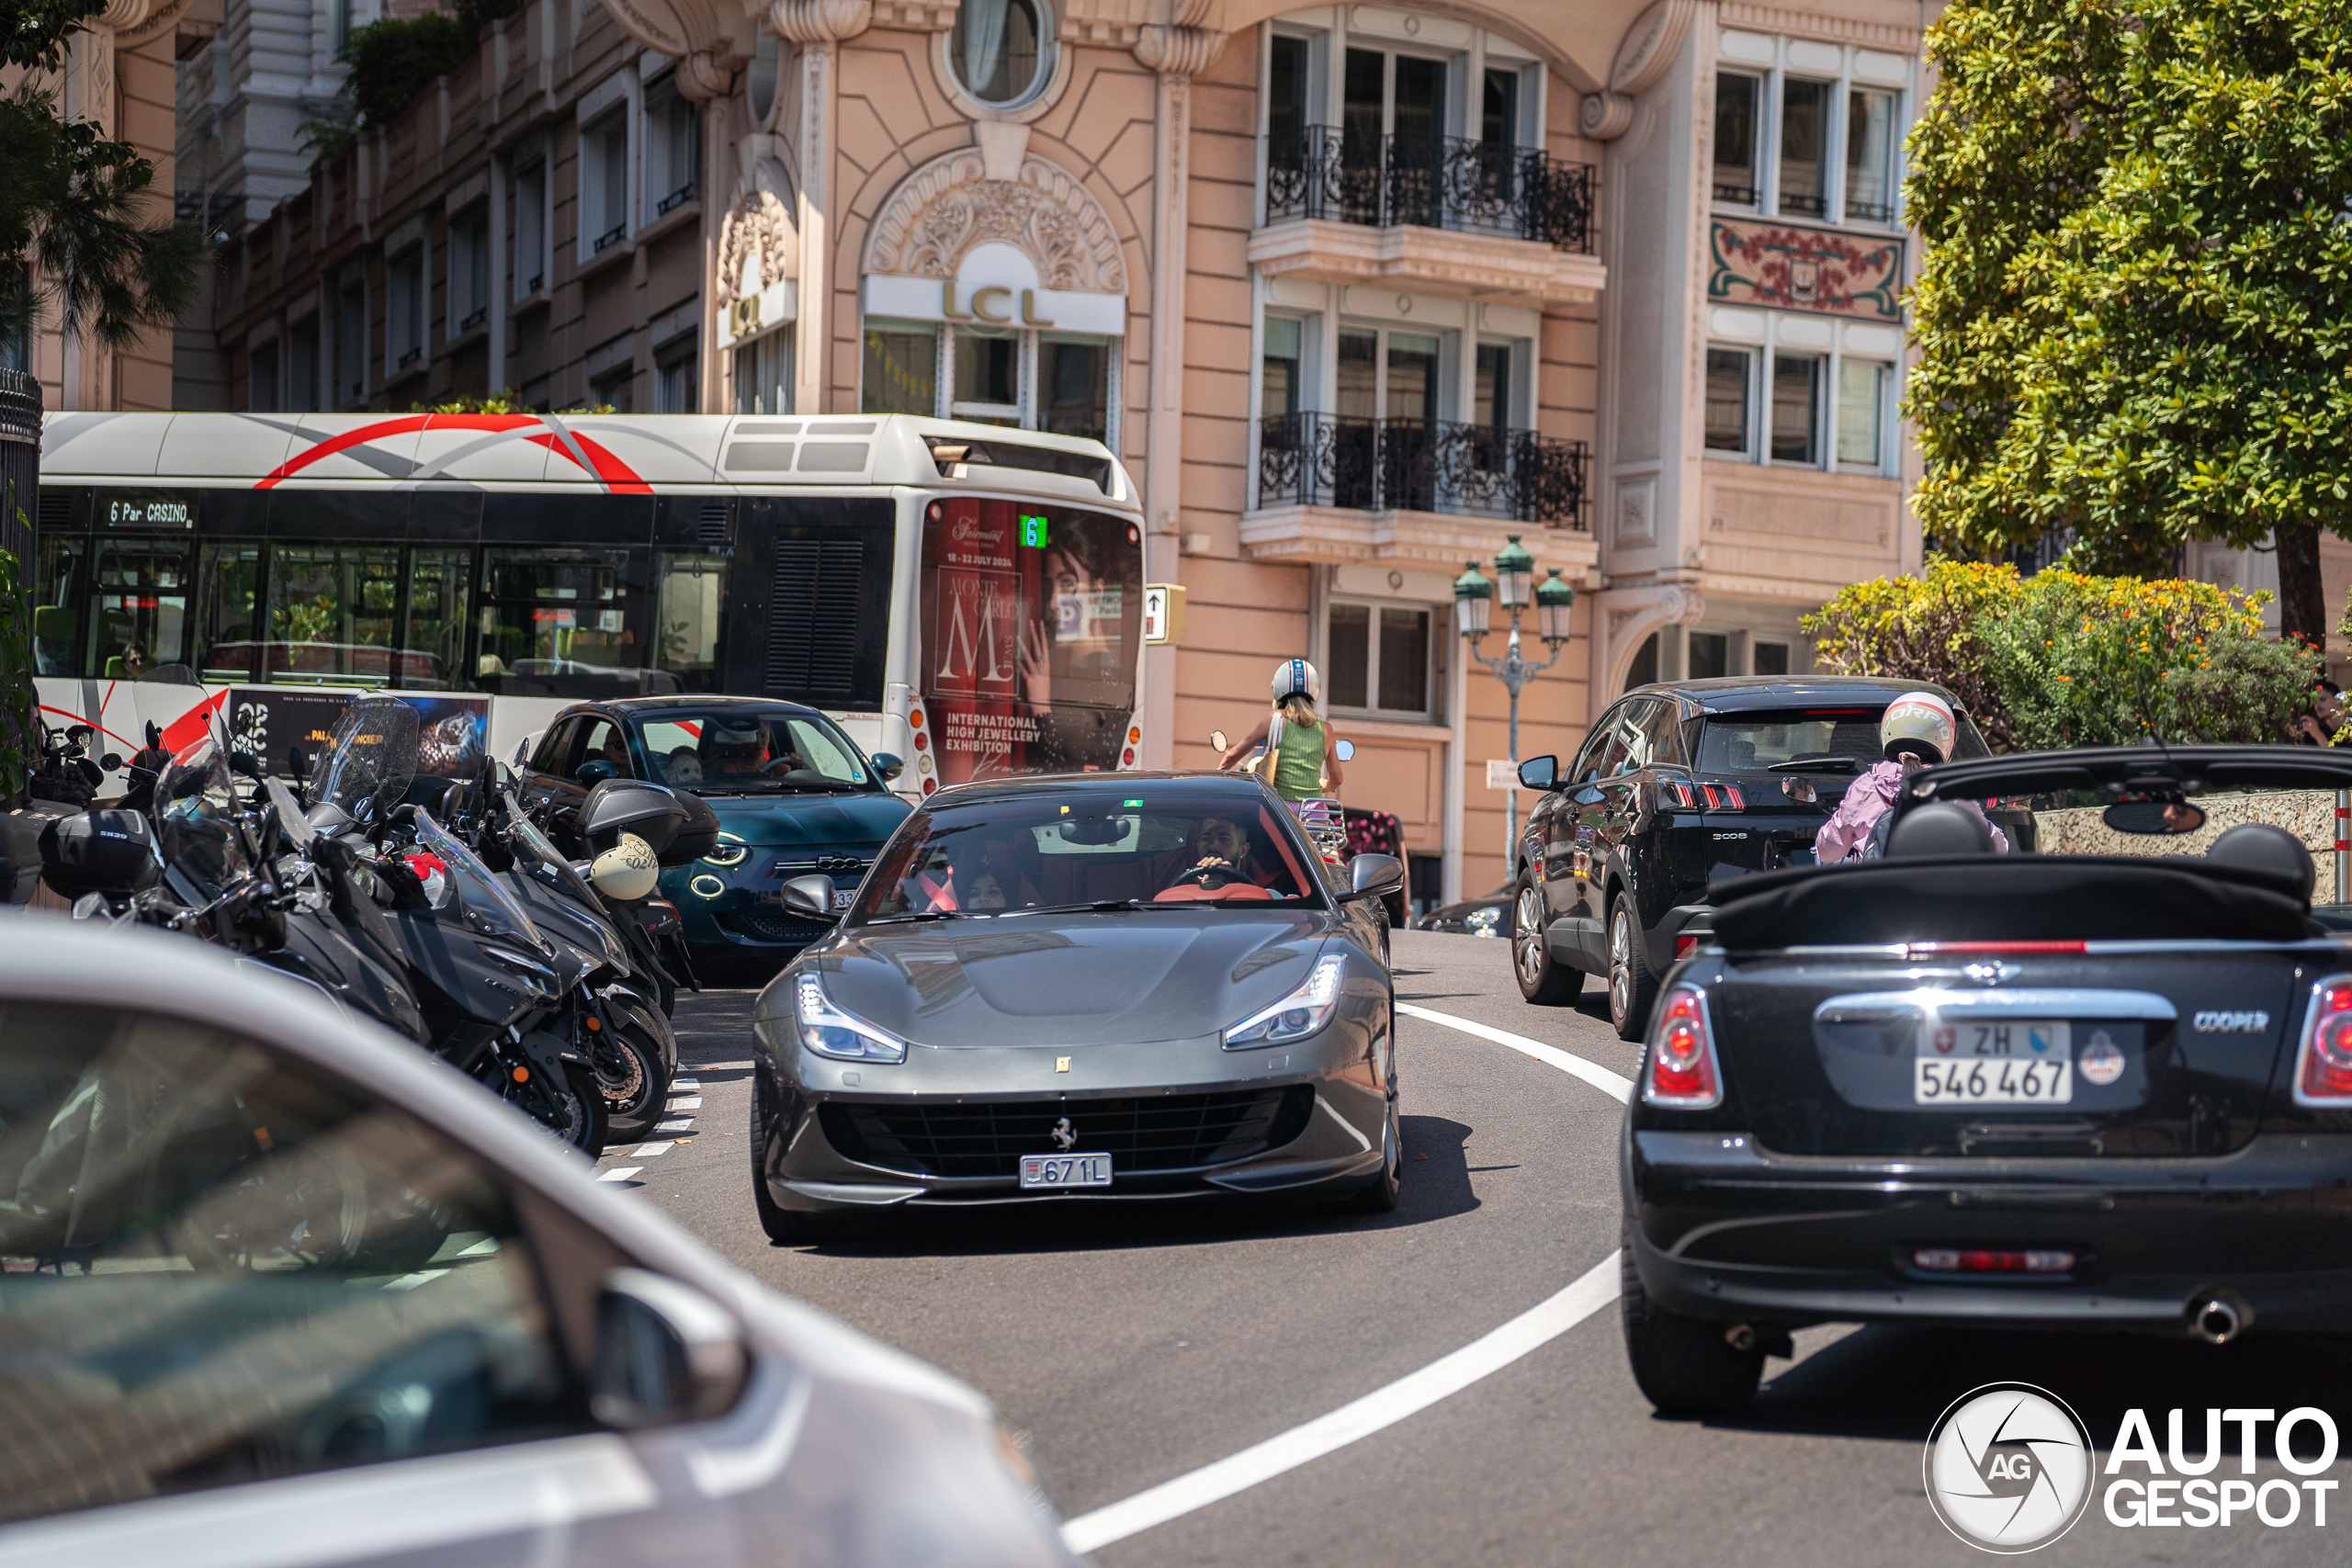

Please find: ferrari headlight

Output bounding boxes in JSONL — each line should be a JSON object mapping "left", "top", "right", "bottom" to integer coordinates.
{"left": 794, "top": 973, "right": 906, "bottom": 1063}
{"left": 1223, "top": 954, "right": 1346, "bottom": 1050}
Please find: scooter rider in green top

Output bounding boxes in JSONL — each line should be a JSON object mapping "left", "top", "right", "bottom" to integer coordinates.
{"left": 1215, "top": 659, "right": 1347, "bottom": 802}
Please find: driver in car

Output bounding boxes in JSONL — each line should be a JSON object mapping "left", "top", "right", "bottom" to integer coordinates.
{"left": 1179, "top": 815, "right": 1283, "bottom": 890}
{"left": 704, "top": 720, "right": 772, "bottom": 778}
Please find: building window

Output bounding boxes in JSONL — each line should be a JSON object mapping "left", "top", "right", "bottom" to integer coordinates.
{"left": 861, "top": 318, "right": 937, "bottom": 415}
{"left": 1038, "top": 333, "right": 1108, "bottom": 442}
{"left": 734, "top": 325, "right": 792, "bottom": 414}
{"left": 449, "top": 205, "right": 490, "bottom": 334}
{"left": 1778, "top": 78, "right": 1828, "bottom": 217}
{"left": 514, "top": 159, "right": 548, "bottom": 298}
{"left": 643, "top": 76, "right": 699, "bottom": 221}
{"left": 288, "top": 315, "right": 318, "bottom": 410}
{"left": 1261, "top": 314, "right": 1306, "bottom": 420}
{"left": 654, "top": 339, "right": 696, "bottom": 412}
{"left": 1838, "top": 358, "right": 1890, "bottom": 468}
{"left": 1713, "top": 72, "right": 1760, "bottom": 205}
{"left": 1704, "top": 346, "right": 1753, "bottom": 455}
{"left": 949, "top": 0, "right": 1050, "bottom": 107}
{"left": 1754, "top": 640, "right": 1791, "bottom": 675}
{"left": 952, "top": 323, "right": 1022, "bottom": 424}
{"left": 386, "top": 245, "right": 425, "bottom": 372}
{"left": 1770, "top": 351, "right": 1822, "bottom": 464}
{"left": 1328, "top": 599, "right": 1434, "bottom": 718}
{"left": 1845, "top": 88, "right": 1898, "bottom": 222}
{"left": 581, "top": 111, "right": 630, "bottom": 256}
{"left": 1473, "top": 342, "right": 1512, "bottom": 432}
{"left": 1688, "top": 630, "right": 1728, "bottom": 680}
{"left": 1267, "top": 32, "right": 1310, "bottom": 165}
{"left": 589, "top": 364, "right": 633, "bottom": 412}
{"left": 335, "top": 272, "right": 367, "bottom": 404}
{"left": 247, "top": 342, "right": 278, "bottom": 411}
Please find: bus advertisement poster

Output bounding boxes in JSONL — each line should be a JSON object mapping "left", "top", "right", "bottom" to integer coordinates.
{"left": 224, "top": 689, "right": 491, "bottom": 778}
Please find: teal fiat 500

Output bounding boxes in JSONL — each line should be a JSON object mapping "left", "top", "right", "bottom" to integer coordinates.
{"left": 517, "top": 696, "right": 910, "bottom": 972}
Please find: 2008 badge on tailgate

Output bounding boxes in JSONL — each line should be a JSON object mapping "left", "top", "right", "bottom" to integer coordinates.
{"left": 1916, "top": 1020, "right": 2073, "bottom": 1103}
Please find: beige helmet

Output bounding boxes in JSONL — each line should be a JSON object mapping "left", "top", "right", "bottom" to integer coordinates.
{"left": 1881, "top": 691, "right": 1958, "bottom": 765}
{"left": 589, "top": 832, "right": 660, "bottom": 902}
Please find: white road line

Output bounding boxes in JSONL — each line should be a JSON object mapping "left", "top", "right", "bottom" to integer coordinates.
{"left": 656, "top": 1118, "right": 695, "bottom": 1134}
{"left": 597, "top": 1167, "right": 643, "bottom": 1182}
{"left": 632, "top": 1142, "right": 673, "bottom": 1157}
{"left": 1060, "top": 1253, "right": 1621, "bottom": 1556}
{"left": 1057, "top": 999, "right": 1634, "bottom": 1556}
{"left": 672, "top": 1077, "right": 700, "bottom": 1089}
{"left": 667, "top": 1097, "right": 705, "bottom": 1110}
{"left": 1397, "top": 1001, "right": 1636, "bottom": 1103}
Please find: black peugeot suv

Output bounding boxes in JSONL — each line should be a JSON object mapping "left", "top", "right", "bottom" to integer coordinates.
{"left": 1509, "top": 677, "right": 1991, "bottom": 1039}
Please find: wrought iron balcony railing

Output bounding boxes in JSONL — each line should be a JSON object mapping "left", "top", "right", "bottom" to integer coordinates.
{"left": 1256, "top": 411, "right": 1589, "bottom": 528}
{"left": 1263, "top": 128, "right": 1595, "bottom": 254}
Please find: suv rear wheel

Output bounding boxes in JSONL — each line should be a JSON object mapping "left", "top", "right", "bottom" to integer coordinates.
{"left": 1512, "top": 875, "right": 1582, "bottom": 1004}
{"left": 1608, "top": 893, "right": 1658, "bottom": 1042}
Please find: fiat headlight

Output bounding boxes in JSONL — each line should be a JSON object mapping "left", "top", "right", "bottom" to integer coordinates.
{"left": 1223, "top": 954, "right": 1346, "bottom": 1050}
{"left": 702, "top": 835, "right": 750, "bottom": 867}
{"left": 794, "top": 973, "right": 907, "bottom": 1063}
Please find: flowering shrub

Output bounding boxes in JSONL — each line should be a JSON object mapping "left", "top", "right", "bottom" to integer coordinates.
{"left": 1804, "top": 559, "right": 2315, "bottom": 751}
{"left": 1343, "top": 808, "right": 1402, "bottom": 859}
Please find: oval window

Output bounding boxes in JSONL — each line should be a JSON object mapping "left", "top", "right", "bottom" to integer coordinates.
{"left": 950, "top": 0, "right": 1049, "bottom": 107}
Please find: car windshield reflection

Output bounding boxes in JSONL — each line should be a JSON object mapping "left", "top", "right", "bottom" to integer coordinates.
{"left": 855, "top": 789, "right": 1328, "bottom": 920}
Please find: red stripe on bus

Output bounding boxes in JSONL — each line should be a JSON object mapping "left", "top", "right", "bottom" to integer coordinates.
{"left": 526, "top": 431, "right": 654, "bottom": 494}
{"left": 161, "top": 690, "right": 232, "bottom": 754}
{"left": 254, "top": 412, "right": 605, "bottom": 489}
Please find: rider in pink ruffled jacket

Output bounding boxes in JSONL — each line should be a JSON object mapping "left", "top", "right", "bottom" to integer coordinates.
{"left": 1815, "top": 692, "right": 2009, "bottom": 863}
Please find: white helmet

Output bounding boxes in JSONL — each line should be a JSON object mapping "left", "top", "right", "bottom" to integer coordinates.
{"left": 1272, "top": 659, "right": 1318, "bottom": 704}
{"left": 1881, "top": 691, "right": 1958, "bottom": 765}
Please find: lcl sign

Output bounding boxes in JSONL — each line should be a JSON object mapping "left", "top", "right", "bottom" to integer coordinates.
{"left": 862, "top": 240, "right": 1125, "bottom": 337}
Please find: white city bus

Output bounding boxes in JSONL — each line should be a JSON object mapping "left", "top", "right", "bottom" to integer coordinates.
{"left": 32, "top": 412, "right": 1147, "bottom": 797}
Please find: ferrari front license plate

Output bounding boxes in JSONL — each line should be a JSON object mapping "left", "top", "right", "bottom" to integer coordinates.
{"left": 1020, "top": 1153, "right": 1112, "bottom": 1189}
{"left": 1916, "top": 1020, "right": 2073, "bottom": 1104}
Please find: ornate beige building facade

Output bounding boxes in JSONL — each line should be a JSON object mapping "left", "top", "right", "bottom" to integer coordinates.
{"left": 176, "top": 0, "right": 1985, "bottom": 898}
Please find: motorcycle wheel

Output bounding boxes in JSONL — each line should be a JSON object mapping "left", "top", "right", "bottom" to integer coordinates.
{"left": 594, "top": 1016, "right": 670, "bottom": 1143}
{"left": 502, "top": 1060, "right": 609, "bottom": 1156}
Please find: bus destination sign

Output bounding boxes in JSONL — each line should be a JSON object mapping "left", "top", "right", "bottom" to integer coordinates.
{"left": 103, "top": 491, "right": 198, "bottom": 530}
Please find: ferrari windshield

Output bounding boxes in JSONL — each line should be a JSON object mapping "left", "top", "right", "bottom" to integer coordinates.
{"left": 629, "top": 707, "right": 876, "bottom": 795}
{"left": 855, "top": 787, "right": 1327, "bottom": 920}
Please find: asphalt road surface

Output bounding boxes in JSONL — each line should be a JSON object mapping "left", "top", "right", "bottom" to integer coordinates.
{"left": 603, "top": 931, "right": 2352, "bottom": 1565}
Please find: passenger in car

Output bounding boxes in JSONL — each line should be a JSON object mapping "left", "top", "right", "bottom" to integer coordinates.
{"left": 961, "top": 869, "right": 1011, "bottom": 910}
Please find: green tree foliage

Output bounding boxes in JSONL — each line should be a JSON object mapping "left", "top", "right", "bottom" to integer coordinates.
{"left": 1804, "top": 559, "right": 2318, "bottom": 750}
{"left": 0, "top": 0, "right": 202, "bottom": 350}
{"left": 0, "top": 540, "right": 37, "bottom": 807}
{"left": 1905, "top": 0, "right": 2352, "bottom": 644}
{"left": 336, "top": 0, "right": 525, "bottom": 131}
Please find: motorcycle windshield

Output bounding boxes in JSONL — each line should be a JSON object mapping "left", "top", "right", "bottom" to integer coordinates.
{"left": 313, "top": 699, "right": 420, "bottom": 824}
{"left": 414, "top": 809, "right": 549, "bottom": 954}
{"left": 502, "top": 793, "right": 600, "bottom": 907}
{"left": 156, "top": 740, "right": 253, "bottom": 891}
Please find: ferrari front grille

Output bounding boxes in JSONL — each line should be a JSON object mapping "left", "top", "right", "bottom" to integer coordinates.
{"left": 822, "top": 1086, "right": 1315, "bottom": 1178}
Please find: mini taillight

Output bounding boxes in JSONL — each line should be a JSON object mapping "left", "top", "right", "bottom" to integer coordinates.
{"left": 2296, "top": 978, "right": 2352, "bottom": 1103}
{"left": 1644, "top": 986, "right": 1722, "bottom": 1108}
{"left": 1913, "top": 1248, "right": 2075, "bottom": 1274}
{"left": 1676, "top": 934, "right": 1700, "bottom": 959}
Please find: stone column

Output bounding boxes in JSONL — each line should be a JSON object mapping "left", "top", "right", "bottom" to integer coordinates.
{"left": 672, "top": 50, "right": 738, "bottom": 413}
{"left": 771, "top": 0, "right": 870, "bottom": 416}
{"left": 1130, "top": 19, "right": 1224, "bottom": 768}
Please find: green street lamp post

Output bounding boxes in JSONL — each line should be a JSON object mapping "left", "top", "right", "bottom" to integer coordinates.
{"left": 1455, "top": 537, "right": 1577, "bottom": 872}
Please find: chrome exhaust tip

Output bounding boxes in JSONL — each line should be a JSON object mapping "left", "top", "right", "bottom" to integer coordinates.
{"left": 2189, "top": 1293, "right": 2245, "bottom": 1345}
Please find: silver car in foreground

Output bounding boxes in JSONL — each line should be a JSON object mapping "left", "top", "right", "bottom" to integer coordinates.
{"left": 750, "top": 773, "right": 1405, "bottom": 1241}
{"left": 0, "top": 919, "right": 1075, "bottom": 1568}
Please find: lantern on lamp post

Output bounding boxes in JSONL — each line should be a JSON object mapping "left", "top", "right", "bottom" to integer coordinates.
{"left": 1460, "top": 537, "right": 1577, "bottom": 873}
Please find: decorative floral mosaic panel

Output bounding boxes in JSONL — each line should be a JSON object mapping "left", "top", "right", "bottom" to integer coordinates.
{"left": 1707, "top": 220, "right": 1905, "bottom": 322}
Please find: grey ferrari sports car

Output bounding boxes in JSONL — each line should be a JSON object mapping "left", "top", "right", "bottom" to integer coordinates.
{"left": 748, "top": 772, "right": 1405, "bottom": 1239}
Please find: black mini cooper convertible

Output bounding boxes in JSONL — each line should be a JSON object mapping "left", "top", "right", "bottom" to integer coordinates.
{"left": 1623, "top": 743, "right": 2352, "bottom": 1414}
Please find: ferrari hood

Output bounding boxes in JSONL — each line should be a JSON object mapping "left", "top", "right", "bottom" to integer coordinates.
{"left": 820, "top": 912, "right": 1329, "bottom": 1047}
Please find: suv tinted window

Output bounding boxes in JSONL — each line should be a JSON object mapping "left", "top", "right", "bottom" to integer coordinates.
{"left": 1579, "top": 708, "right": 1633, "bottom": 782}
{"left": 1697, "top": 707, "right": 1885, "bottom": 773}
{"left": 1617, "top": 699, "right": 1667, "bottom": 773}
